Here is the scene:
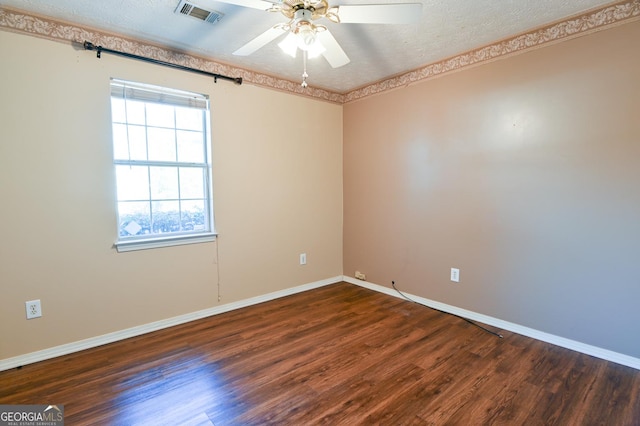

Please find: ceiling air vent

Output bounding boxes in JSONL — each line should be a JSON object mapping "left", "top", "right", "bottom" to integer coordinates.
{"left": 175, "top": 0, "right": 224, "bottom": 24}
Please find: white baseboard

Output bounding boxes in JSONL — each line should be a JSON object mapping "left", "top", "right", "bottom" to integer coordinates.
{"left": 0, "top": 276, "right": 343, "bottom": 372}
{"left": 343, "top": 276, "right": 640, "bottom": 371}
{"left": 5, "top": 275, "right": 638, "bottom": 372}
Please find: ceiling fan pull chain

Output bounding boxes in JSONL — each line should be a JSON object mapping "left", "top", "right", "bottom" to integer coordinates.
{"left": 301, "top": 50, "right": 309, "bottom": 88}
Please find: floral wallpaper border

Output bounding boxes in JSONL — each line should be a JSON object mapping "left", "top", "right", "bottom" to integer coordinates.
{"left": 344, "top": 0, "right": 640, "bottom": 103}
{"left": 1, "top": 0, "right": 639, "bottom": 104}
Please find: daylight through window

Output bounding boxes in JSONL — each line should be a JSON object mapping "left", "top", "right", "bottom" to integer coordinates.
{"left": 110, "top": 79, "right": 214, "bottom": 251}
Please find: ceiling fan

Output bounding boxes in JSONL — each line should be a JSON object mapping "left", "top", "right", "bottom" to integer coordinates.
{"left": 216, "top": 0, "right": 423, "bottom": 86}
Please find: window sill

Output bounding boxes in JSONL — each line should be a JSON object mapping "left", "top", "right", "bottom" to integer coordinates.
{"left": 115, "top": 233, "right": 217, "bottom": 252}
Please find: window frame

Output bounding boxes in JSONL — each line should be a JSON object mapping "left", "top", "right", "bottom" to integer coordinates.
{"left": 109, "top": 78, "right": 216, "bottom": 252}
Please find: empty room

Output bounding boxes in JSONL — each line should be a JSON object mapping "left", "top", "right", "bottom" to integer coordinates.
{"left": 1, "top": 0, "right": 639, "bottom": 424}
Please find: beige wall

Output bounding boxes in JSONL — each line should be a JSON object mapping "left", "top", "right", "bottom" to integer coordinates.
{"left": 344, "top": 22, "right": 640, "bottom": 358}
{"left": 0, "top": 31, "right": 343, "bottom": 359}
{"left": 3, "top": 16, "right": 639, "bottom": 364}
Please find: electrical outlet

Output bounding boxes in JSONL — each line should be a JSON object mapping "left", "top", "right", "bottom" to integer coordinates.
{"left": 299, "top": 253, "right": 307, "bottom": 265}
{"left": 26, "top": 299, "right": 42, "bottom": 319}
{"left": 355, "top": 271, "right": 366, "bottom": 280}
{"left": 451, "top": 268, "right": 460, "bottom": 283}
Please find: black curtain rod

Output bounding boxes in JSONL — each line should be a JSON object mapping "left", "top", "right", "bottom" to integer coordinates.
{"left": 83, "top": 41, "right": 242, "bottom": 85}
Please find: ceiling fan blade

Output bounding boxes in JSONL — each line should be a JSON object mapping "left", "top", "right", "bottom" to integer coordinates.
{"left": 214, "top": 0, "right": 275, "bottom": 10}
{"left": 317, "top": 30, "right": 350, "bottom": 68}
{"left": 233, "top": 26, "right": 287, "bottom": 56}
{"left": 335, "top": 3, "right": 422, "bottom": 24}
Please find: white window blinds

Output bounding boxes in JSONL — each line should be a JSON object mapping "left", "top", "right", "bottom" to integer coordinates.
{"left": 110, "top": 79, "right": 209, "bottom": 110}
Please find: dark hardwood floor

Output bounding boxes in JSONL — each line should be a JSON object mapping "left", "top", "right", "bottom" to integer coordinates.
{"left": 2, "top": 282, "right": 639, "bottom": 425}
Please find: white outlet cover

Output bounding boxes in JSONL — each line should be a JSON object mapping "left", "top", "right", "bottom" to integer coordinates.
{"left": 451, "top": 268, "right": 460, "bottom": 283}
{"left": 26, "top": 299, "right": 42, "bottom": 319}
{"left": 300, "top": 253, "right": 307, "bottom": 265}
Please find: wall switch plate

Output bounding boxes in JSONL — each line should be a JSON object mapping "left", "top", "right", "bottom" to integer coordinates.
{"left": 451, "top": 268, "right": 460, "bottom": 283}
{"left": 300, "top": 253, "right": 307, "bottom": 265}
{"left": 26, "top": 299, "right": 42, "bottom": 319}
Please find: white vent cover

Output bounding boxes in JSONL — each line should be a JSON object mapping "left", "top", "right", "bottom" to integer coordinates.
{"left": 175, "top": 0, "right": 224, "bottom": 24}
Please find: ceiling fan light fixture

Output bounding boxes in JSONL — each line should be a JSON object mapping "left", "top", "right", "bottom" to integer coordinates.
{"left": 278, "top": 29, "right": 325, "bottom": 58}
{"left": 278, "top": 12, "right": 326, "bottom": 58}
{"left": 277, "top": 33, "right": 299, "bottom": 58}
{"left": 306, "top": 40, "right": 326, "bottom": 58}
{"left": 295, "top": 22, "right": 317, "bottom": 48}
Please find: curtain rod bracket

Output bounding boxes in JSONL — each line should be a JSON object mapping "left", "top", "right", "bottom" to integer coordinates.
{"left": 82, "top": 40, "right": 242, "bottom": 85}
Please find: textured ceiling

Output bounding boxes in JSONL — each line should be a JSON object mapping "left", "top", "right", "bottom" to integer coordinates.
{"left": 0, "top": 0, "right": 621, "bottom": 92}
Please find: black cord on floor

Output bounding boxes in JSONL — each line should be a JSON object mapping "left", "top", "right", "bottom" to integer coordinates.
{"left": 391, "top": 281, "right": 503, "bottom": 338}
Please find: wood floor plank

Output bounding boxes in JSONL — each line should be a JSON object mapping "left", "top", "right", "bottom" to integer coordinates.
{"left": 2, "top": 282, "right": 640, "bottom": 425}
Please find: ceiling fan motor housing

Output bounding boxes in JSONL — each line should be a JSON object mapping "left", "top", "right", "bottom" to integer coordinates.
{"left": 280, "top": 0, "right": 330, "bottom": 20}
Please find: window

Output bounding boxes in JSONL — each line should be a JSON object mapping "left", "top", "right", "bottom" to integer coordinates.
{"left": 110, "top": 79, "right": 215, "bottom": 251}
